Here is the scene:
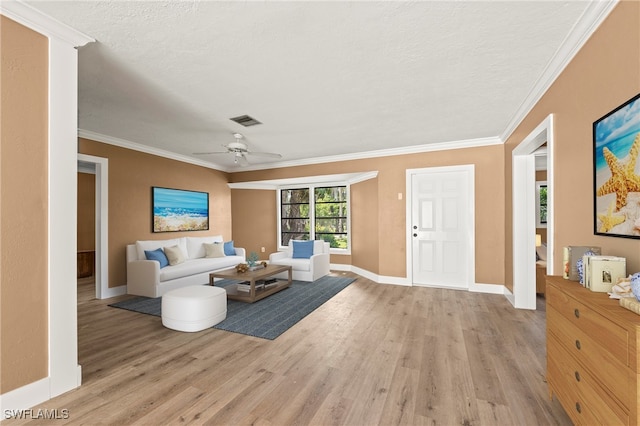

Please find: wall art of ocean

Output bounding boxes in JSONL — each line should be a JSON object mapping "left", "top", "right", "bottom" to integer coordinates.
{"left": 153, "top": 207, "right": 208, "bottom": 218}
{"left": 595, "top": 130, "right": 640, "bottom": 171}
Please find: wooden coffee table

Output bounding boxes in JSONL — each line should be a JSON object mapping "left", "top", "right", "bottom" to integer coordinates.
{"left": 209, "top": 264, "right": 292, "bottom": 303}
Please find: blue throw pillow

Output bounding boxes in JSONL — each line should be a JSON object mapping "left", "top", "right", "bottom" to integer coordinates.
{"left": 292, "top": 240, "right": 314, "bottom": 259}
{"left": 224, "top": 240, "right": 236, "bottom": 256}
{"left": 145, "top": 248, "right": 169, "bottom": 268}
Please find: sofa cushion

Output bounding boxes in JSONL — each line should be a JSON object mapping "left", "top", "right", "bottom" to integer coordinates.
{"left": 224, "top": 240, "right": 236, "bottom": 256}
{"left": 204, "top": 242, "right": 225, "bottom": 258}
{"left": 186, "top": 236, "right": 224, "bottom": 259}
{"left": 269, "top": 257, "right": 312, "bottom": 272}
{"left": 292, "top": 240, "right": 314, "bottom": 259}
{"left": 164, "top": 245, "right": 186, "bottom": 266}
{"left": 313, "top": 240, "right": 325, "bottom": 254}
{"left": 145, "top": 248, "right": 169, "bottom": 268}
{"left": 158, "top": 257, "right": 243, "bottom": 282}
{"left": 136, "top": 238, "right": 187, "bottom": 261}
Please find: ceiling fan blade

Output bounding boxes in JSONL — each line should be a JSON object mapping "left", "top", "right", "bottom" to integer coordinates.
{"left": 192, "top": 151, "right": 229, "bottom": 155}
{"left": 237, "top": 154, "right": 250, "bottom": 166}
{"left": 246, "top": 151, "right": 282, "bottom": 159}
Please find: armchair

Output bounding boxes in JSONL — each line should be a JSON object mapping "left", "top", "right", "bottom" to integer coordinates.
{"left": 269, "top": 240, "right": 331, "bottom": 282}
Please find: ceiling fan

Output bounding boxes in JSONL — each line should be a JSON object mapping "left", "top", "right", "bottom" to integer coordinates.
{"left": 193, "top": 133, "right": 282, "bottom": 166}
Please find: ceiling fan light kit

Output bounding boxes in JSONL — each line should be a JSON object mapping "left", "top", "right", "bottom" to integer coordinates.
{"left": 193, "top": 132, "right": 282, "bottom": 166}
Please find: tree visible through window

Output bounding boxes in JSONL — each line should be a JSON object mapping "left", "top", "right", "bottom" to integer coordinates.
{"left": 279, "top": 185, "right": 349, "bottom": 249}
{"left": 536, "top": 182, "right": 547, "bottom": 227}
{"left": 315, "top": 186, "right": 347, "bottom": 249}
{"left": 280, "top": 188, "right": 310, "bottom": 245}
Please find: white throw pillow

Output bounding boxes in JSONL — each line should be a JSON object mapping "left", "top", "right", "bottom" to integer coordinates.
{"left": 204, "top": 242, "right": 226, "bottom": 258}
{"left": 136, "top": 238, "right": 186, "bottom": 261}
{"left": 164, "top": 245, "right": 186, "bottom": 266}
{"left": 186, "top": 235, "right": 224, "bottom": 259}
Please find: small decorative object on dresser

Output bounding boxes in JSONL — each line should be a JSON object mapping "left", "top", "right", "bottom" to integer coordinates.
{"left": 620, "top": 297, "right": 640, "bottom": 315}
{"left": 562, "top": 246, "right": 601, "bottom": 281}
{"left": 582, "top": 255, "right": 626, "bottom": 292}
{"left": 632, "top": 272, "right": 640, "bottom": 300}
{"left": 546, "top": 275, "right": 640, "bottom": 425}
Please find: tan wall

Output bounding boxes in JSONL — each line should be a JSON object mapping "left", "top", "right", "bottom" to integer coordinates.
{"left": 351, "top": 177, "right": 379, "bottom": 273}
{"left": 0, "top": 16, "right": 49, "bottom": 393}
{"left": 231, "top": 143, "right": 505, "bottom": 284}
{"left": 78, "top": 139, "right": 232, "bottom": 288}
{"left": 504, "top": 1, "right": 640, "bottom": 290}
{"left": 78, "top": 172, "right": 96, "bottom": 251}
{"left": 231, "top": 189, "right": 277, "bottom": 259}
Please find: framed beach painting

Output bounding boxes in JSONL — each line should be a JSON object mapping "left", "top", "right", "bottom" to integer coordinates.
{"left": 593, "top": 93, "right": 640, "bottom": 238}
{"left": 152, "top": 186, "right": 209, "bottom": 232}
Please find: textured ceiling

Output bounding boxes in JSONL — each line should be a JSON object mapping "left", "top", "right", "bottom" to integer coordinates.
{"left": 25, "top": 1, "right": 605, "bottom": 171}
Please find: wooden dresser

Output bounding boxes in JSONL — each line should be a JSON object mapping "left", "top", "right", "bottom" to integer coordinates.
{"left": 546, "top": 275, "right": 640, "bottom": 425}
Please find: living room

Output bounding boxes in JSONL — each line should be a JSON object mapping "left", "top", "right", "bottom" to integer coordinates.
{"left": 2, "top": 0, "right": 640, "bottom": 423}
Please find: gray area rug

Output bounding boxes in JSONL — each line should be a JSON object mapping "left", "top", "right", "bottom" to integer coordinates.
{"left": 109, "top": 275, "right": 355, "bottom": 340}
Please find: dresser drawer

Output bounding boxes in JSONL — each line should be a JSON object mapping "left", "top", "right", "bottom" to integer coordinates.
{"left": 548, "top": 353, "right": 603, "bottom": 425}
{"left": 547, "top": 284, "right": 629, "bottom": 367}
{"left": 548, "top": 335, "right": 629, "bottom": 425}
{"left": 548, "top": 305, "right": 630, "bottom": 409}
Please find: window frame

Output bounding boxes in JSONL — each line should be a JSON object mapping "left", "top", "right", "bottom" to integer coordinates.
{"left": 277, "top": 183, "right": 351, "bottom": 254}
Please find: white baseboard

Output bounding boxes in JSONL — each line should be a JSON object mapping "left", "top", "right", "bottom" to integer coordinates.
{"left": 470, "top": 282, "right": 506, "bottom": 294}
{"left": 0, "top": 363, "right": 82, "bottom": 417}
{"left": 0, "top": 378, "right": 50, "bottom": 417}
{"left": 349, "top": 266, "right": 411, "bottom": 285}
{"left": 377, "top": 275, "right": 412, "bottom": 286}
{"left": 503, "top": 286, "right": 516, "bottom": 307}
{"left": 336, "top": 265, "right": 506, "bottom": 294}
{"left": 329, "top": 263, "right": 350, "bottom": 272}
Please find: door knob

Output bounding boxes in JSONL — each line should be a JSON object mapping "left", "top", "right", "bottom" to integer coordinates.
{"left": 413, "top": 233, "right": 417, "bottom": 237}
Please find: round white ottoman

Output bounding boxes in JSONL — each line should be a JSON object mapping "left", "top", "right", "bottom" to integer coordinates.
{"left": 161, "top": 285, "right": 227, "bottom": 332}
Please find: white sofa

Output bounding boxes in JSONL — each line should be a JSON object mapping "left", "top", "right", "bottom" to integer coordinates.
{"left": 269, "top": 240, "right": 330, "bottom": 282}
{"left": 126, "top": 236, "right": 245, "bottom": 298}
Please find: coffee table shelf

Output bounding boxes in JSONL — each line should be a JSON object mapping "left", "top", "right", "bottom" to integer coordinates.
{"left": 209, "top": 264, "right": 292, "bottom": 303}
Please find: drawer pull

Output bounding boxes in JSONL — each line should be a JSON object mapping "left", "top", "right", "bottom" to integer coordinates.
{"left": 574, "top": 308, "right": 580, "bottom": 318}
{"left": 574, "top": 371, "right": 581, "bottom": 382}
{"left": 575, "top": 402, "right": 582, "bottom": 414}
{"left": 575, "top": 340, "right": 581, "bottom": 350}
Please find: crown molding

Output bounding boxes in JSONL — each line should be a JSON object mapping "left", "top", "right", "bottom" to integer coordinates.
{"left": 79, "top": 128, "right": 503, "bottom": 173}
{"left": 77, "top": 129, "right": 229, "bottom": 172}
{"left": 500, "top": 0, "right": 618, "bottom": 142}
{"left": 228, "top": 171, "right": 379, "bottom": 190}
{"left": 237, "top": 136, "right": 503, "bottom": 172}
{"left": 0, "top": 0, "right": 94, "bottom": 47}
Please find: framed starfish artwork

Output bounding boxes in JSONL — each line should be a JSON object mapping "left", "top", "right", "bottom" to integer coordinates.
{"left": 593, "top": 93, "right": 640, "bottom": 238}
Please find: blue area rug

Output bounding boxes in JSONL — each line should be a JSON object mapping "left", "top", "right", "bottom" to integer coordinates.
{"left": 109, "top": 275, "right": 355, "bottom": 340}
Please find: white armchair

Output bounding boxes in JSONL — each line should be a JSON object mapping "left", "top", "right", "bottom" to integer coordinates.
{"left": 269, "top": 240, "right": 331, "bottom": 282}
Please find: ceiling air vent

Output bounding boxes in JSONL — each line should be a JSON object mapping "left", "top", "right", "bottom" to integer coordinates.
{"left": 229, "top": 115, "right": 262, "bottom": 127}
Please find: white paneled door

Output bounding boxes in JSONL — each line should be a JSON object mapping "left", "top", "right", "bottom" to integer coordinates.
{"left": 410, "top": 166, "right": 474, "bottom": 289}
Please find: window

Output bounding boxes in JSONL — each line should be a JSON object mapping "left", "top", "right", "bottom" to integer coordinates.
{"left": 315, "top": 186, "right": 348, "bottom": 249}
{"left": 280, "top": 188, "right": 310, "bottom": 243}
{"left": 536, "top": 181, "right": 547, "bottom": 227}
{"left": 279, "top": 185, "right": 349, "bottom": 251}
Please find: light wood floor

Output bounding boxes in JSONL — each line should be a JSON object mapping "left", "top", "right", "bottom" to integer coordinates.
{"left": 10, "top": 273, "right": 571, "bottom": 425}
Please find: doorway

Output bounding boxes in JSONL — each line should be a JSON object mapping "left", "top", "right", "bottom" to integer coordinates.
{"left": 77, "top": 154, "right": 109, "bottom": 299}
{"left": 406, "top": 165, "right": 475, "bottom": 289}
{"left": 511, "top": 115, "right": 554, "bottom": 309}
